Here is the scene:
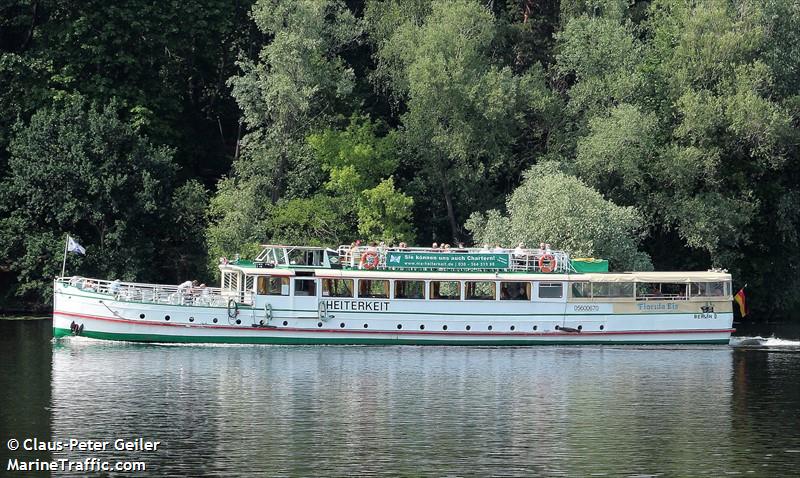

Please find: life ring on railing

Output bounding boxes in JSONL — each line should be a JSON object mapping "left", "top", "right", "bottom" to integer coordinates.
{"left": 538, "top": 254, "right": 557, "bottom": 273}
{"left": 227, "top": 299, "right": 239, "bottom": 319}
{"left": 360, "top": 251, "right": 380, "bottom": 270}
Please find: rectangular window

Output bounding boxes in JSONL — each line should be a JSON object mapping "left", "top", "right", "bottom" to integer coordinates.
{"left": 500, "top": 282, "right": 530, "bottom": 300}
{"left": 222, "top": 272, "right": 234, "bottom": 290}
{"left": 359, "top": 279, "right": 389, "bottom": 299}
{"left": 538, "top": 282, "right": 563, "bottom": 299}
{"left": 690, "top": 282, "right": 726, "bottom": 297}
{"left": 322, "top": 278, "right": 353, "bottom": 297}
{"left": 591, "top": 282, "right": 634, "bottom": 298}
{"left": 465, "top": 281, "right": 496, "bottom": 300}
{"left": 244, "top": 276, "right": 254, "bottom": 293}
{"left": 265, "top": 277, "right": 289, "bottom": 296}
{"left": 637, "top": 282, "right": 687, "bottom": 300}
{"left": 394, "top": 280, "right": 424, "bottom": 299}
{"left": 257, "top": 277, "right": 268, "bottom": 295}
{"left": 293, "top": 279, "right": 316, "bottom": 297}
{"left": 430, "top": 281, "right": 461, "bottom": 300}
{"left": 571, "top": 282, "right": 590, "bottom": 298}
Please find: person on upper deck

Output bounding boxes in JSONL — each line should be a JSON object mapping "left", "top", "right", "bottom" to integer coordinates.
{"left": 178, "top": 280, "right": 196, "bottom": 295}
{"left": 109, "top": 279, "right": 121, "bottom": 294}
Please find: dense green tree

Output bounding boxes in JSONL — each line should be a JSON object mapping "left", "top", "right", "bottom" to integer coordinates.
{"left": 552, "top": 0, "right": 799, "bottom": 316}
{"left": 207, "top": 0, "right": 361, "bottom": 264}
{"left": 466, "top": 162, "right": 651, "bottom": 271}
{"left": 369, "top": 0, "right": 559, "bottom": 242}
{"left": 0, "top": 96, "right": 203, "bottom": 303}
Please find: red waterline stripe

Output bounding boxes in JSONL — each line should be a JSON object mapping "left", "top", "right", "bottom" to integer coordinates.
{"left": 53, "top": 310, "right": 735, "bottom": 338}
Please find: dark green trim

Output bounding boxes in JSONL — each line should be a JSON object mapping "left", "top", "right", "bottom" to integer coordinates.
{"left": 52, "top": 327, "right": 729, "bottom": 346}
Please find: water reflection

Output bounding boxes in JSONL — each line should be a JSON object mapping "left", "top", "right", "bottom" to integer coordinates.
{"left": 3, "top": 319, "right": 800, "bottom": 476}
{"left": 0, "top": 319, "right": 51, "bottom": 477}
{"left": 48, "top": 342, "right": 747, "bottom": 476}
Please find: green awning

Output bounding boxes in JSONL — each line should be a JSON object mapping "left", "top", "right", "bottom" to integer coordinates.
{"left": 571, "top": 258, "right": 609, "bottom": 273}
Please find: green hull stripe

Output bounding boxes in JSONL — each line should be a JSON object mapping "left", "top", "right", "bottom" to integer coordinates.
{"left": 53, "top": 327, "right": 729, "bottom": 346}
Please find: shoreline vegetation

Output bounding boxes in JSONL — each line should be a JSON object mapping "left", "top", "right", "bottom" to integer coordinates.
{"left": 1, "top": 1, "right": 798, "bottom": 321}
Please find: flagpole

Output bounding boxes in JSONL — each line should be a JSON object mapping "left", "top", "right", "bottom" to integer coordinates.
{"left": 61, "top": 235, "right": 69, "bottom": 278}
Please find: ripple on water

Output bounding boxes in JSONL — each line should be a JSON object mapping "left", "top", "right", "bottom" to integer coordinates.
{"left": 2, "top": 325, "right": 798, "bottom": 477}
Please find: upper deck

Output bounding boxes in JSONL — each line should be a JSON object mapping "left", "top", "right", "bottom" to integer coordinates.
{"left": 244, "top": 244, "right": 580, "bottom": 274}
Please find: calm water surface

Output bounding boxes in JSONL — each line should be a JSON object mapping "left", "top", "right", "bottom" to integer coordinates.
{"left": 2, "top": 318, "right": 800, "bottom": 476}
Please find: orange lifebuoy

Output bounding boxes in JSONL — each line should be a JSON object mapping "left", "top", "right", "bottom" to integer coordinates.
{"left": 538, "top": 254, "right": 557, "bottom": 273}
{"left": 360, "top": 251, "right": 380, "bottom": 270}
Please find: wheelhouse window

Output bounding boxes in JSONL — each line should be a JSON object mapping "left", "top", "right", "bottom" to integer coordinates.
{"left": 538, "top": 282, "right": 563, "bottom": 299}
{"left": 322, "top": 278, "right": 353, "bottom": 298}
{"left": 430, "top": 281, "right": 461, "bottom": 300}
{"left": 690, "top": 282, "right": 727, "bottom": 297}
{"left": 591, "top": 282, "right": 634, "bottom": 298}
{"left": 571, "top": 282, "right": 590, "bottom": 298}
{"left": 637, "top": 282, "right": 687, "bottom": 300}
{"left": 500, "top": 282, "right": 530, "bottom": 300}
{"left": 259, "top": 276, "right": 289, "bottom": 296}
{"left": 359, "top": 279, "right": 389, "bottom": 299}
{"left": 394, "top": 280, "right": 424, "bottom": 299}
{"left": 293, "top": 279, "right": 317, "bottom": 297}
{"left": 465, "top": 281, "right": 496, "bottom": 300}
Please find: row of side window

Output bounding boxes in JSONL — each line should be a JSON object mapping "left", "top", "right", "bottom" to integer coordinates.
{"left": 256, "top": 276, "right": 564, "bottom": 300}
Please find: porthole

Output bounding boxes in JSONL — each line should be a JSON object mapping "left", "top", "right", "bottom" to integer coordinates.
{"left": 600, "top": 325, "right": 605, "bottom": 331}
{"left": 340, "top": 322, "right": 346, "bottom": 328}
{"left": 555, "top": 325, "right": 560, "bottom": 330}
{"left": 419, "top": 324, "right": 425, "bottom": 330}
{"left": 488, "top": 325, "right": 493, "bottom": 331}
{"left": 466, "top": 325, "right": 471, "bottom": 331}
{"left": 213, "top": 318, "right": 218, "bottom": 324}
{"left": 139, "top": 313, "right": 145, "bottom": 319}
{"left": 442, "top": 325, "right": 448, "bottom": 331}
{"left": 317, "top": 322, "right": 323, "bottom": 327}
{"left": 283, "top": 321, "right": 288, "bottom": 326}
{"left": 189, "top": 317, "right": 194, "bottom": 322}
{"left": 363, "top": 323, "right": 368, "bottom": 329}
{"left": 578, "top": 325, "right": 583, "bottom": 331}
{"left": 533, "top": 325, "right": 538, "bottom": 331}
{"left": 510, "top": 325, "right": 515, "bottom": 331}
{"left": 165, "top": 315, "right": 170, "bottom": 321}
{"left": 235, "top": 319, "right": 241, "bottom": 325}
{"left": 397, "top": 324, "right": 402, "bottom": 330}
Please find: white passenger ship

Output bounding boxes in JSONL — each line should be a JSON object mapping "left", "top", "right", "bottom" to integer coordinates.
{"left": 53, "top": 244, "right": 734, "bottom": 345}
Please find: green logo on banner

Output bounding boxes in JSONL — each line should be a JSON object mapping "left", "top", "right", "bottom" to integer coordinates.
{"left": 385, "top": 252, "right": 510, "bottom": 269}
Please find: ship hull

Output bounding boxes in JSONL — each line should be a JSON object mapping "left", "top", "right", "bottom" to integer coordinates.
{"left": 53, "top": 284, "right": 734, "bottom": 345}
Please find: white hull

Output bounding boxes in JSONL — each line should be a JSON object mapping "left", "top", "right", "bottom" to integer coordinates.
{"left": 54, "top": 283, "right": 734, "bottom": 345}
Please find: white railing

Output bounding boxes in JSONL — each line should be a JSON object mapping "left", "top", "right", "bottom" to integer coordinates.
{"left": 335, "top": 245, "right": 572, "bottom": 273}
{"left": 57, "top": 277, "right": 253, "bottom": 307}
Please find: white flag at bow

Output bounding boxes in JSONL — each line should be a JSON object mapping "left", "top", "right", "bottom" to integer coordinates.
{"left": 67, "top": 236, "right": 86, "bottom": 255}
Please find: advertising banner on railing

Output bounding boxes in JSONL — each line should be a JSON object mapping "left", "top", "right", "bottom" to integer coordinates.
{"left": 384, "top": 252, "right": 511, "bottom": 269}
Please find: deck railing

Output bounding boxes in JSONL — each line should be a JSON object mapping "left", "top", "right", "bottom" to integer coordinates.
{"left": 56, "top": 277, "right": 253, "bottom": 307}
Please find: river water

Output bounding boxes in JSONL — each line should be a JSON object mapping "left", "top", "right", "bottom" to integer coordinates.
{"left": 2, "top": 318, "right": 799, "bottom": 476}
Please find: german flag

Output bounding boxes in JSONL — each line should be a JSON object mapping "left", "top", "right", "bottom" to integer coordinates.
{"left": 734, "top": 287, "right": 748, "bottom": 317}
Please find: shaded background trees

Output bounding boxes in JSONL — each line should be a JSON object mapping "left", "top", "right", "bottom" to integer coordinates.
{"left": 0, "top": 0, "right": 797, "bottom": 319}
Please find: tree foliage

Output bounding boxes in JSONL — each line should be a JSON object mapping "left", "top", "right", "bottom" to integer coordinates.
{"left": 0, "top": 97, "right": 204, "bottom": 302}
{"left": 466, "top": 162, "right": 651, "bottom": 271}
{"left": 2, "top": 0, "right": 799, "bottom": 319}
